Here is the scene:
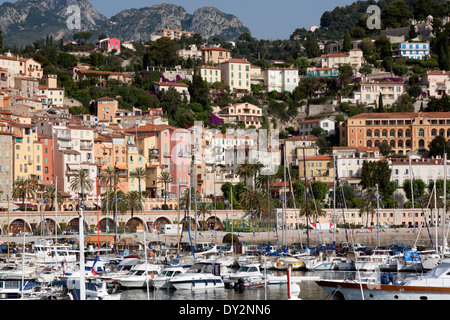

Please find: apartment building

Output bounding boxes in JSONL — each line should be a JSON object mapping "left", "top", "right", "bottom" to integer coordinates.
{"left": 359, "top": 81, "right": 405, "bottom": 105}
{"left": 201, "top": 47, "right": 232, "bottom": 65}
{"left": 420, "top": 70, "right": 450, "bottom": 99}
{"left": 332, "top": 146, "right": 381, "bottom": 190}
{"left": 299, "top": 118, "right": 336, "bottom": 136}
{"left": 321, "top": 49, "right": 364, "bottom": 71}
{"left": 153, "top": 82, "right": 190, "bottom": 102}
{"left": 264, "top": 67, "right": 299, "bottom": 93}
{"left": 0, "top": 131, "right": 13, "bottom": 196}
{"left": 219, "top": 59, "right": 251, "bottom": 95}
{"left": 398, "top": 42, "right": 430, "bottom": 60}
{"left": 282, "top": 135, "right": 318, "bottom": 167}
{"left": 153, "top": 28, "right": 194, "bottom": 41}
{"left": 10, "top": 119, "right": 42, "bottom": 182}
{"left": 96, "top": 97, "right": 119, "bottom": 123}
{"left": 216, "top": 103, "right": 263, "bottom": 128}
{"left": 195, "top": 66, "right": 221, "bottom": 84}
{"left": 37, "top": 75, "right": 65, "bottom": 108}
{"left": 298, "top": 155, "right": 335, "bottom": 184}
{"left": 343, "top": 112, "right": 450, "bottom": 155}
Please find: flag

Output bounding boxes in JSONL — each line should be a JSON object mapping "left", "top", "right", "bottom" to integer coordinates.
{"left": 91, "top": 255, "right": 99, "bottom": 276}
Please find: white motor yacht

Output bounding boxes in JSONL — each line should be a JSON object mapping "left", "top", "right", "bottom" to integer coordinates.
{"left": 316, "top": 259, "right": 450, "bottom": 300}
{"left": 152, "top": 266, "right": 187, "bottom": 289}
{"left": 111, "top": 262, "right": 162, "bottom": 289}
{"left": 169, "top": 262, "right": 224, "bottom": 290}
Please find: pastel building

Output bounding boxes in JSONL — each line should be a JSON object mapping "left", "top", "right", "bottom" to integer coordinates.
{"left": 201, "top": 47, "right": 232, "bottom": 65}
{"left": 195, "top": 66, "right": 221, "bottom": 84}
{"left": 420, "top": 70, "right": 450, "bottom": 99}
{"left": 359, "top": 81, "right": 405, "bottom": 105}
{"left": 342, "top": 112, "right": 450, "bottom": 155}
{"left": 219, "top": 59, "right": 251, "bottom": 95}
{"left": 264, "top": 67, "right": 299, "bottom": 93}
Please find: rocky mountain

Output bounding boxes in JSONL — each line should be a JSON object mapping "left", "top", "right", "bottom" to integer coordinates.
{"left": 106, "top": 3, "right": 250, "bottom": 42}
{"left": 0, "top": 0, "right": 250, "bottom": 47}
{"left": 0, "top": 0, "right": 108, "bottom": 47}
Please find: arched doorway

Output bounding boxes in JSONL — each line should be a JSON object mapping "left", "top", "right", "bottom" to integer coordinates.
{"left": 98, "top": 218, "right": 116, "bottom": 233}
{"left": 125, "top": 217, "right": 146, "bottom": 232}
{"left": 153, "top": 217, "right": 171, "bottom": 231}
{"left": 37, "top": 218, "right": 58, "bottom": 236}
{"left": 206, "top": 217, "right": 222, "bottom": 230}
{"left": 66, "top": 218, "right": 90, "bottom": 233}
{"left": 9, "top": 219, "right": 32, "bottom": 236}
{"left": 180, "top": 217, "right": 197, "bottom": 231}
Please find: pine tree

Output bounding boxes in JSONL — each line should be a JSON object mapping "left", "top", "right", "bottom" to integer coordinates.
{"left": 305, "top": 36, "right": 320, "bottom": 58}
{"left": 343, "top": 32, "right": 352, "bottom": 52}
{"left": 378, "top": 94, "right": 384, "bottom": 113}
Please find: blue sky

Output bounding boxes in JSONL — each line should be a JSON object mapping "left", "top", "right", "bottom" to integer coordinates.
{"left": 2, "top": 0, "right": 358, "bottom": 39}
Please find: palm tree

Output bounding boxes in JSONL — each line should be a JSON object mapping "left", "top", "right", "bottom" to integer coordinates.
{"left": 43, "top": 186, "right": 63, "bottom": 211}
{"left": 12, "top": 177, "right": 34, "bottom": 208}
{"left": 237, "top": 160, "right": 253, "bottom": 186}
{"left": 126, "top": 191, "right": 143, "bottom": 218}
{"left": 359, "top": 188, "right": 376, "bottom": 227}
{"left": 69, "top": 169, "right": 94, "bottom": 204}
{"left": 197, "top": 203, "right": 211, "bottom": 230}
{"left": 239, "top": 186, "right": 267, "bottom": 220}
{"left": 130, "top": 167, "right": 147, "bottom": 213}
{"left": 158, "top": 171, "right": 173, "bottom": 205}
{"left": 101, "top": 167, "right": 120, "bottom": 192}
{"left": 250, "top": 161, "right": 265, "bottom": 191}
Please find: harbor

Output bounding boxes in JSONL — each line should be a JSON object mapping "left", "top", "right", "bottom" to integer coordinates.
{"left": 0, "top": 225, "right": 448, "bottom": 301}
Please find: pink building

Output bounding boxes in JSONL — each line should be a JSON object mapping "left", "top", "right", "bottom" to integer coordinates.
{"left": 99, "top": 38, "right": 121, "bottom": 54}
{"left": 421, "top": 70, "right": 450, "bottom": 99}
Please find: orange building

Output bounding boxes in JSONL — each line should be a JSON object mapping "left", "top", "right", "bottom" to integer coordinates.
{"left": 343, "top": 112, "right": 450, "bottom": 155}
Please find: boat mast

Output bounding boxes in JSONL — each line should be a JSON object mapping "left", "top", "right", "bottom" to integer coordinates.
{"left": 376, "top": 183, "right": 380, "bottom": 248}
{"left": 444, "top": 153, "right": 447, "bottom": 257}
{"left": 434, "top": 169, "right": 438, "bottom": 254}
{"left": 409, "top": 153, "right": 416, "bottom": 242}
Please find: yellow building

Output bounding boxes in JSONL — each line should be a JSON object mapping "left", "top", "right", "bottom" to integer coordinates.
{"left": 201, "top": 47, "right": 232, "bottom": 65}
{"left": 298, "top": 155, "right": 334, "bottom": 184}
{"left": 195, "top": 65, "right": 221, "bottom": 84}
{"left": 136, "top": 134, "right": 161, "bottom": 198}
{"left": 10, "top": 120, "right": 43, "bottom": 182}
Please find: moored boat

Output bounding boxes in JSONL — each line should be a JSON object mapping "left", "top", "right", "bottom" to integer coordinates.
{"left": 316, "top": 259, "right": 450, "bottom": 300}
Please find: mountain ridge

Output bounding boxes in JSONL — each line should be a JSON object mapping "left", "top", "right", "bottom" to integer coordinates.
{"left": 0, "top": 0, "right": 251, "bottom": 47}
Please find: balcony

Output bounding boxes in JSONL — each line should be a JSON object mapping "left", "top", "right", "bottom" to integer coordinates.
{"left": 80, "top": 143, "right": 93, "bottom": 150}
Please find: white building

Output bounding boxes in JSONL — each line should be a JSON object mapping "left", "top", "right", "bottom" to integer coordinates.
{"left": 398, "top": 42, "right": 430, "bottom": 60}
{"left": 299, "top": 118, "right": 336, "bottom": 136}
{"left": 389, "top": 156, "right": 448, "bottom": 202}
{"left": 332, "top": 146, "right": 382, "bottom": 190}
{"left": 264, "top": 67, "right": 299, "bottom": 93}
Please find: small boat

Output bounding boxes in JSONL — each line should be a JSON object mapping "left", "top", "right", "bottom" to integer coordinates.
{"left": 316, "top": 259, "right": 450, "bottom": 300}
{"left": 0, "top": 278, "right": 46, "bottom": 300}
{"left": 24, "top": 239, "right": 77, "bottom": 265}
{"left": 354, "top": 249, "right": 395, "bottom": 271}
{"left": 152, "top": 266, "right": 187, "bottom": 289}
{"left": 101, "top": 256, "right": 141, "bottom": 281}
{"left": 112, "top": 262, "right": 162, "bottom": 289}
{"left": 223, "top": 263, "right": 267, "bottom": 289}
{"left": 169, "top": 262, "right": 225, "bottom": 290}
{"left": 66, "top": 278, "right": 121, "bottom": 300}
{"left": 275, "top": 256, "right": 305, "bottom": 270}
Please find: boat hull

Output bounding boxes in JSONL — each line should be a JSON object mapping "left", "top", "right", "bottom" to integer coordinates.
{"left": 170, "top": 277, "right": 224, "bottom": 290}
{"left": 316, "top": 280, "right": 450, "bottom": 300}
